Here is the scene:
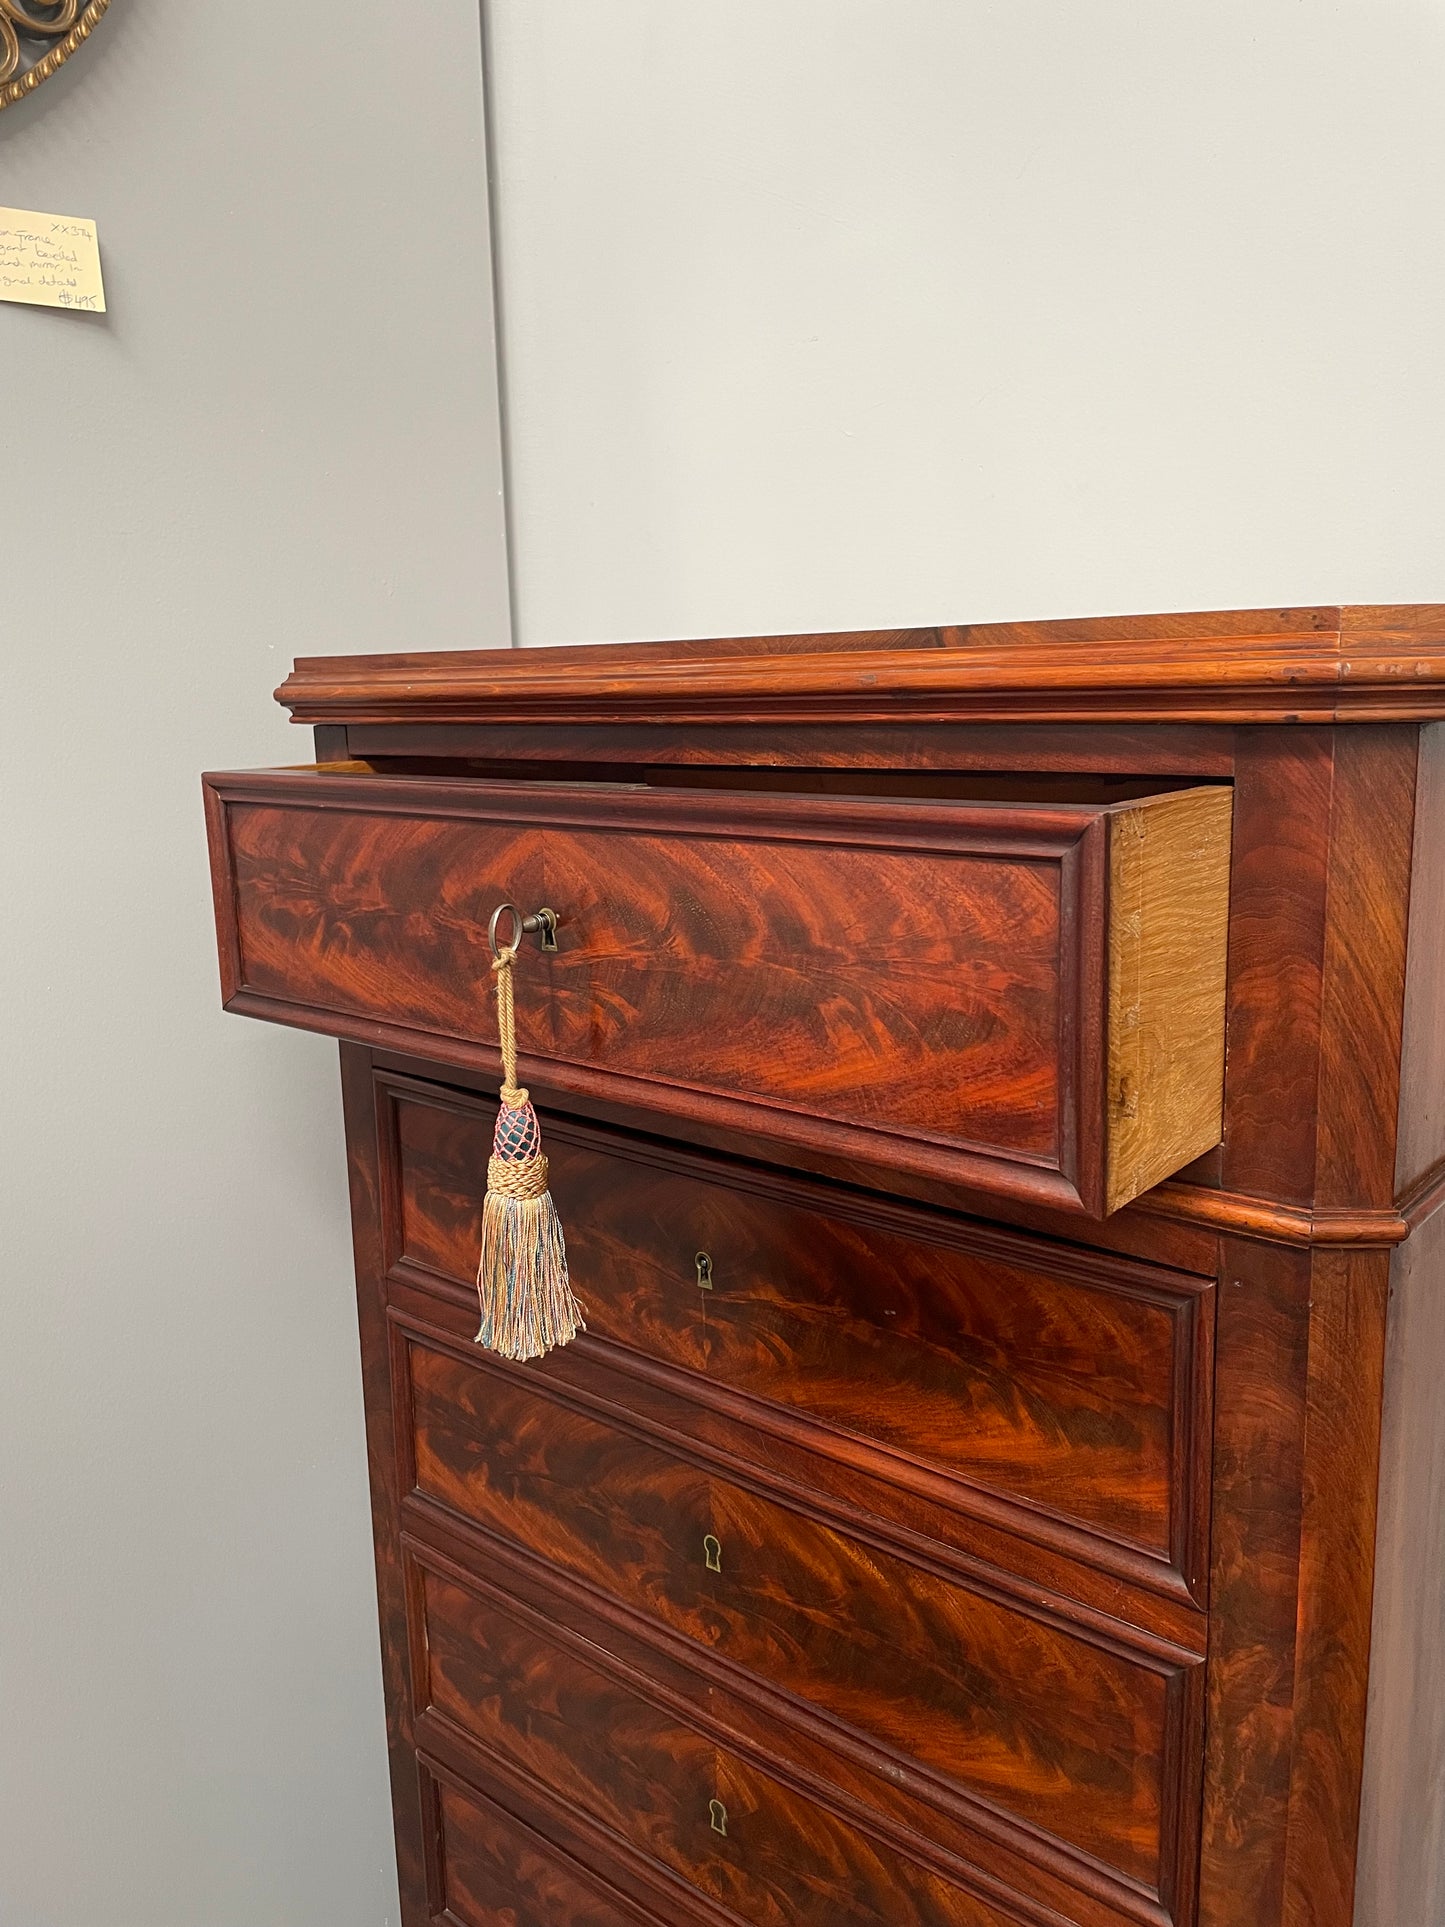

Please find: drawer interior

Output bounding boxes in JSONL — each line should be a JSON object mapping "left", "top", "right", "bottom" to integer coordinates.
{"left": 341, "top": 756, "right": 1213, "bottom": 805}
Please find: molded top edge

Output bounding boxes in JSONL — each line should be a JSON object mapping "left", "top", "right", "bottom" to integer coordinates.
{"left": 277, "top": 604, "right": 1445, "bottom": 727}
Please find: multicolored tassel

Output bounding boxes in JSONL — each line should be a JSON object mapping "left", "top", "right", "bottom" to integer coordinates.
{"left": 474, "top": 938, "right": 584, "bottom": 1362}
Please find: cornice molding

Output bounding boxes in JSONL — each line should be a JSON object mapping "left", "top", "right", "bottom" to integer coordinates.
{"left": 276, "top": 605, "right": 1445, "bottom": 729}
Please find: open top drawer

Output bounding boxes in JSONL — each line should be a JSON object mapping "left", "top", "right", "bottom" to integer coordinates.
{"left": 202, "top": 764, "right": 1231, "bottom": 1216}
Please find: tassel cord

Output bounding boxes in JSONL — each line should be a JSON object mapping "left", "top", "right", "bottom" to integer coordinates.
{"left": 492, "top": 944, "right": 527, "bottom": 1107}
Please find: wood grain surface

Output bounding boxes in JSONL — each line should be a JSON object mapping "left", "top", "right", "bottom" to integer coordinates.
{"left": 1353, "top": 1207, "right": 1445, "bottom": 1927}
{"left": 402, "top": 1330, "right": 1198, "bottom": 1903}
{"left": 390, "top": 1083, "right": 1213, "bottom": 1591}
{"left": 1104, "top": 789, "right": 1232, "bottom": 1210}
{"left": 205, "top": 766, "right": 1229, "bottom": 1214}
{"left": 1312, "top": 727, "right": 1418, "bottom": 1212}
{"left": 1282, "top": 1249, "right": 1391, "bottom": 1927}
{"left": 209, "top": 769, "right": 1073, "bottom": 1170}
{"left": 274, "top": 604, "right": 1445, "bottom": 728}
{"left": 1194, "top": 727, "right": 1423, "bottom": 1927}
{"left": 337, "top": 1046, "right": 427, "bottom": 1922}
{"left": 416, "top": 1556, "right": 1030, "bottom": 1927}
{"left": 1395, "top": 722, "right": 1445, "bottom": 1197}
{"left": 425, "top": 1764, "right": 662, "bottom": 1927}
{"left": 341, "top": 718, "right": 1234, "bottom": 776}
{"left": 1353, "top": 720, "right": 1445, "bottom": 1926}
{"left": 1194, "top": 1236, "right": 1312, "bottom": 1927}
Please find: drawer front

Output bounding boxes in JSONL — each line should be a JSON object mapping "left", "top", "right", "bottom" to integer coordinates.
{"left": 424, "top": 1768, "right": 654, "bottom": 1927}
{"left": 413, "top": 1553, "right": 1026, "bottom": 1927}
{"left": 401, "top": 1329, "right": 1200, "bottom": 1908}
{"left": 391, "top": 1084, "right": 1211, "bottom": 1591}
{"left": 204, "top": 766, "right": 1231, "bottom": 1213}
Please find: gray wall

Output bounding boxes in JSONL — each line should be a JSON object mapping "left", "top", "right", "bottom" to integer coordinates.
{"left": 483, "top": 0, "right": 1445, "bottom": 646}
{"left": 0, "top": 5, "right": 508, "bottom": 1925}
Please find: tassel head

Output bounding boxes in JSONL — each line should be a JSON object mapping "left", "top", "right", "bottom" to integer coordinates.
{"left": 475, "top": 1089, "right": 584, "bottom": 1362}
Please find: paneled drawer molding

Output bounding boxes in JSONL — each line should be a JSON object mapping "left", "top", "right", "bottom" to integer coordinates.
{"left": 384, "top": 1075, "right": 1213, "bottom": 1606}
{"left": 410, "top": 1547, "right": 1045, "bottom": 1927}
{"left": 395, "top": 1316, "right": 1205, "bottom": 1924}
{"left": 204, "top": 766, "right": 1231, "bottom": 1216}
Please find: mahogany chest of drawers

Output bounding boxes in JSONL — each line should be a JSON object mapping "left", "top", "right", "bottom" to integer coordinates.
{"left": 205, "top": 606, "right": 1445, "bottom": 1927}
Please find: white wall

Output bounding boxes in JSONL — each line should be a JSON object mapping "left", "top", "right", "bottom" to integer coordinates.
{"left": 0, "top": 6, "right": 508, "bottom": 1925}
{"left": 483, "top": 0, "right": 1445, "bottom": 647}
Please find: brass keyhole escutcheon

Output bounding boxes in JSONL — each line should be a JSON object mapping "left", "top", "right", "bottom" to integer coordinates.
{"left": 709, "top": 1798, "right": 728, "bottom": 1838}
{"left": 534, "top": 907, "right": 559, "bottom": 953}
{"left": 703, "top": 1534, "right": 723, "bottom": 1573}
{"left": 695, "top": 1251, "right": 713, "bottom": 1290}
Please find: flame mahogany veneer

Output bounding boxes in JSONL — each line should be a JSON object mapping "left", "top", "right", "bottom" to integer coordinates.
{"left": 204, "top": 607, "right": 1445, "bottom": 1927}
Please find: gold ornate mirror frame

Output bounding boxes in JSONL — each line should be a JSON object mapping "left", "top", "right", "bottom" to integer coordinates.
{"left": 1, "top": 0, "right": 112, "bottom": 111}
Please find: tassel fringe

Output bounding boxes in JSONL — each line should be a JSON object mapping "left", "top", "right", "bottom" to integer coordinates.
{"left": 475, "top": 1183, "right": 584, "bottom": 1362}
